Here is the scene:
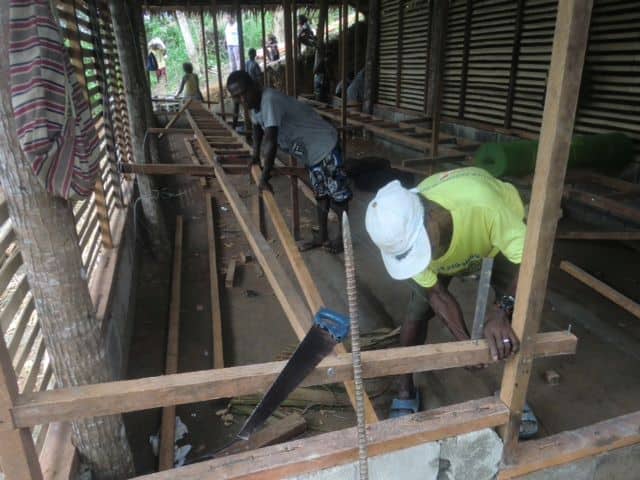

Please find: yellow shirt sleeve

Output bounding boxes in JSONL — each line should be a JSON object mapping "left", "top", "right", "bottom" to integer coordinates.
{"left": 488, "top": 207, "right": 526, "bottom": 265}
{"left": 412, "top": 267, "right": 438, "bottom": 289}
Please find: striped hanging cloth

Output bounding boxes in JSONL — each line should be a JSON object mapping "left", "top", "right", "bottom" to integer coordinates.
{"left": 9, "top": 0, "right": 101, "bottom": 199}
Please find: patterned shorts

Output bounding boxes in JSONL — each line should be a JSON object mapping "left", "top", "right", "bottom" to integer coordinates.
{"left": 308, "top": 144, "right": 352, "bottom": 203}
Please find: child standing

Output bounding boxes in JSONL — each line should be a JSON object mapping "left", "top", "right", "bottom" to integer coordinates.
{"left": 175, "top": 62, "right": 204, "bottom": 102}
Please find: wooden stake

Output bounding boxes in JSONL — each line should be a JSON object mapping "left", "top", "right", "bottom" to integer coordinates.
{"left": 341, "top": 0, "right": 348, "bottom": 156}
{"left": 292, "top": 0, "right": 298, "bottom": 97}
{"left": 499, "top": 0, "right": 594, "bottom": 462}
{"left": 260, "top": 0, "right": 268, "bottom": 87}
{"left": 504, "top": 0, "right": 525, "bottom": 129}
{"left": 159, "top": 216, "right": 183, "bottom": 470}
{"left": 283, "top": 0, "right": 294, "bottom": 96}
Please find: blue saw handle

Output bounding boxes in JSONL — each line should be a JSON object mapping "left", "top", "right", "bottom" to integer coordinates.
{"left": 314, "top": 308, "right": 350, "bottom": 343}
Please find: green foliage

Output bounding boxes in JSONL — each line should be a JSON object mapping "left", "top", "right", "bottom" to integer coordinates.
{"left": 144, "top": 12, "right": 190, "bottom": 93}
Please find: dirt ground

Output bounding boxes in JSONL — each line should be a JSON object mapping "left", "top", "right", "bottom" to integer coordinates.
{"left": 124, "top": 123, "right": 640, "bottom": 474}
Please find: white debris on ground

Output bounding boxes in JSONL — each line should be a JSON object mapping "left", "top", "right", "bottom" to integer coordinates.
{"left": 148, "top": 416, "right": 192, "bottom": 467}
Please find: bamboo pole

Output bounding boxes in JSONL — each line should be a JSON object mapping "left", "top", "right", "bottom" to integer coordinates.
{"left": 200, "top": 7, "right": 211, "bottom": 104}
{"left": 283, "top": 0, "right": 294, "bottom": 96}
{"left": 261, "top": 0, "right": 268, "bottom": 87}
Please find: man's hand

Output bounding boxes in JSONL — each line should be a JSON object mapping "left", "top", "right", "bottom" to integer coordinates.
{"left": 483, "top": 307, "right": 520, "bottom": 361}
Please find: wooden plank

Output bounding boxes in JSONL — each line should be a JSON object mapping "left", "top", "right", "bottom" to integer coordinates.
{"left": 147, "top": 128, "right": 193, "bottom": 134}
{"left": 556, "top": 231, "right": 640, "bottom": 241}
{"left": 158, "top": 215, "right": 183, "bottom": 471}
{"left": 8, "top": 296, "right": 35, "bottom": 360}
{"left": 158, "top": 99, "right": 193, "bottom": 140}
{"left": 10, "top": 331, "right": 576, "bottom": 429}
{"left": 204, "top": 194, "right": 224, "bottom": 369}
{"left": 39, "top": 422, "right": 79, "bottom": 480}
{"left": 22, "top": 338, "right": 46, "bottom": 394}
{"left": 215, "top": 413, "right": 306, "bottom": 457}
{"left": 499, "top": 0, "right": 594, "bottom": 462}
{"left": 564, "top": 188, "right": 640, "bottom": 225}
{"left": 185, "top": 139, "right": 207, "bottom": 188}
{"left": 135, "top": 397, "right": 509, "bottom": 480}
{"left": 505, "top": 0, "right": 525, "bottom": 128}
{"left": 498, "top": 410, "right": 640, "bottom": 479}
{"left": 560, "top": 260, "right": 640, "bottom": 319}
{"left": 0, "top": 274, "right": 30, "bottom": 331}
{"left": 225, "top": 259, "right": 237, "bottom": 288}
{"left": 0, "top": 248, "right": 22, "bottom": 294}
{"left": 14, "top": 323, "right": 41, "bottom": 375}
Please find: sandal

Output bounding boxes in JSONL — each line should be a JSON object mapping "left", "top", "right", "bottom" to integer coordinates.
{"left": 389, "top": 391, "right": 420, "bottom": 419}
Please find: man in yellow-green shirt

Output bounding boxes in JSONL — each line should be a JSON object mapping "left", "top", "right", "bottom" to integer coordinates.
{"left": 366, "top": 167, "right": 536, "bottom": 436}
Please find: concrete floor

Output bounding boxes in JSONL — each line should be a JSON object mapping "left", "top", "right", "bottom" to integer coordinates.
{"left": 123, "top": 126, "right": 640, "bottom": 474}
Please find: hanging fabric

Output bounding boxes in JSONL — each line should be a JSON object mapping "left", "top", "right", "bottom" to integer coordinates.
{"left": 9, "top": 0, "right": 101, "bottom": 199}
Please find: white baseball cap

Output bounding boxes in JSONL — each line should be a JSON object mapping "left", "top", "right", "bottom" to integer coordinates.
{"left": 365, "top": 180, "right": 431, "bottom": 280}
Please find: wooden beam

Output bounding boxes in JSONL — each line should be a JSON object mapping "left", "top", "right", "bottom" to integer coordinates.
{"left": 260, "top": 0, "right": 268, "bottom": 87}
{"left": 498, "top": 410, "right": 640, "bottom": 479}
{"left": 205, "top": 193, "right": 224, "bottom": 368}
{"left": 499, "top": 0, "right": 593, "bottom": 462}
{"left": 119, "top": 163, "right": 306, "bottom": 179}
{"left": 0, "top": 332, "right": 43, "bottom": 479}
{"left": 341, "top": 0, "right": 348, "bottom": 158}
{"left": 39, "top": 422, "right": 79, "bottom": 480}
{"left": 560, "top": 261, "right": 640, "bottom": 319}
{"left": 158, "top": 99, "right": 193, "bottom": 140}
{"left": 225, "top": 259, "right": 237, "bottom": 288}
{"left": 556, "top": 231, "right": 640, "bottom": 241}
{"left": 457, "top": 0, "right": 472, "bottom": 118}
{"left": 159, "top": 216, "right": 183, "bottom": 471}
{"left": 563, "top": 188, "right": 640, "bottom": 225}
{"left": 147, "top": 128, "right": 193, "bottom": 134}
{"left": 283, "top": 0, "right": 294, "bottom": 96}
{"left": 292, "top": 0, "right": 298, "bottom": 96}
{"left": 363, "top": 0, "right": 379, "bottom": 114}
{"left": 135, "top": 397, "right": 509, "bottom": 480}
{"left": 429, "top": 0, "right": 448, "bottom": 157}
{"left": 10, "top": 332, "right": 576, "bottom": 429}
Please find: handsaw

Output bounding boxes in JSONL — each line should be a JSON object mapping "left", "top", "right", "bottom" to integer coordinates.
{"left": 236, "top": 307, "right": 350, "bottom": 440}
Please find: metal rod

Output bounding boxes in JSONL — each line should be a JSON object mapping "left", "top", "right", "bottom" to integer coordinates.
{"left": 342, "top": 212, "right": 369, "bottom": 480}
{"left": 471, "top": 257, "right": 494, "bottom": 341}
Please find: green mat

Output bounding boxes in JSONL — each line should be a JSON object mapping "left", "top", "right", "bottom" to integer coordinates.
{"left": 474, "top": 132, "right": 634, "bottom": 177}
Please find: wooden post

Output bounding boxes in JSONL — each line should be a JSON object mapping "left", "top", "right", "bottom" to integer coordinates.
{"left": 0, "top": 334, "right": 42, "bottom": 479}
{"left": 363, "top": 0, "right": 379, "bottom": 114}
{"left": 499, "top": 0, "right": 593, "bottom": 462}
{"left": 457, "top": 0, "right": 472, "bottom": 118}
{"left": 315, "top": 0, "right": 329, "bottom": 72}
{"left": 428, "top": 0, "right": 448, "bottom": 158}
{"left": 504, "top": 0, "right": 525, "bottom": 129}
{"left": 283, "top": 0, "right": 295, "bottom": 96}
{"left": 395, "top": 2, "right": 403, "bottom": 107}
{"left": 261, "top": 0, "right": 268, "bottom": 87}
{"left": 353, "top": 0, "right": 360, "bottom": 76}
{"left": 110, "top": 0, "right": 169, "bottom": 255}
{"left": 235, "top": 0, "right": 245, "bottom": 70}
{"left": 205, "top": 195, "right": 224, "bottom": 368}
{"left": 292, "top": 0, "right": 298, "bottom": 97}
{"left": 1, "top": 3, "right": 135, "bottom": 475}
{"left": 341, "top": 0, "right": 348, "bottom": 157}
{"left": 159, "top": 216, "right": 183, "bottom": 470}
{"left": 212, "top": 0, "right": 225, "bottom": 116}
{"left": 200, "top": 7, "right": 211, "bottom": 104}
{"left": 290, "top": 155, "right": 300, "bottom": 240}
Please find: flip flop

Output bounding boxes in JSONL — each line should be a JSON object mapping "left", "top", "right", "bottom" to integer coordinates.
{"left": 519, "top": 402, "right": 539, "bottom": 440}
{"left": 389, "top": 391, "right": 420, "bottom": 419}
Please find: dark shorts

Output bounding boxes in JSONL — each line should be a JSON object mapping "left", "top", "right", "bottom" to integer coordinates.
{"left": 407, "top": 253, "right": 518, "bottom": 324}
{"left": 308, "top": 143, "right": 352, "bottom": 203}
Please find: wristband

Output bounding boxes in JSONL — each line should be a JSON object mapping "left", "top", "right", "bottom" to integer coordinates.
{"left": 498, "top": 295, "right": 515, "bottom": 317}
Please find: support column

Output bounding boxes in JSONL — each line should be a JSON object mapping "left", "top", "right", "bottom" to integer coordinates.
{"left": 427, "top": 0, "right": 448, "bottom": 157}
{"left": 283, "top": 0, "right": 294, "bottom": 96}
{"left": 0, "top": 4, "right": 135, "bottom": 476}
{"left": 261, "top": 0, "right": 268, "bottom": 87}
{"left": 341, "top": 0, "right": 348, "bottom": 157}
{"left": 292, "top": 0, "right": 298, "bottom": 97}
{"left": 110, "top": 0, "right": 169, "bottom": 256}
{"left": 504, "top": 0, "right": 525, "bottom": 129}
{"left": 363, "top": 0, "right": 379, "bottom": 114}
{"left": 499, "top": 0, "right": 593, "bottom": 462}
{"left": 200, "top": 7, "right": 211, "bottom": 104}
{"left": 212, "top": 0, "right": 225, "bottom": 116}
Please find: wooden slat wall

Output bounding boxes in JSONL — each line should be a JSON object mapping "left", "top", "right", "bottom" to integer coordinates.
{"left": 378, "top": 0, "right": 430, "bottom": 110}
{"left": 379, "top": 0, "right": 640, "bottom": 159}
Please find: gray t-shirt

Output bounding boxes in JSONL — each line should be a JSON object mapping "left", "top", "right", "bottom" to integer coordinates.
{"left": 251, "top": 88, "right": 337, "bottom": 166}
{"left": 347, "top": 69, "right": 365, "bottom": 103}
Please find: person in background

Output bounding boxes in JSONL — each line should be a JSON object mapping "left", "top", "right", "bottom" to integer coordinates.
{"left": 226, "top": 71, "right": 352, "bottom": 254}
{"left": 266, "top": 34, "right": 280, "bottom": 62}
{"left": 335, "top": 71, "right": 354, "bottom": 98}
{"left": 246, "top": 48, "right": 263, "bottom": 86}
{"left": 175, "top": 62, "right": 203, "bottom": 102}
{"left": 298, "top": 14, "right": 316, "bottom": 49}
{"left": 148, "top": 39, "right": 167, "bottom": 86}
{"left": 225, "top": 15, "right": 241, "bottom": 72}
{"left": 313, "top": 58, "right": 330, "bottom": 103}
{"left": 346, "top": 68, "right": 365, "bottom": 103}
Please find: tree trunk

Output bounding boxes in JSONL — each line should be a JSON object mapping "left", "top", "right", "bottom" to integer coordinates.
{"left": 0, "top": 3, "right": 135, "bottom": 478}
{"left": 363, "top": 0, "right": 380, "bottom": 114}
{"left": 110, "top": 0, "right": 169, "bottom": 256}
{"left": 176, "top": 11, "right": 202, "bottom": 74}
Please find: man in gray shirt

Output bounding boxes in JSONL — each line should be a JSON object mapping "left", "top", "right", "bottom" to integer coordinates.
{"left": 227, "top": 71, "right": 352, "bottom": 253}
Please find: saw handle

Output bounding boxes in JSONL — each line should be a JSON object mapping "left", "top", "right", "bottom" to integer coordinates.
{"left": 314, "top": 308, "right": 350, "bottom": 343}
